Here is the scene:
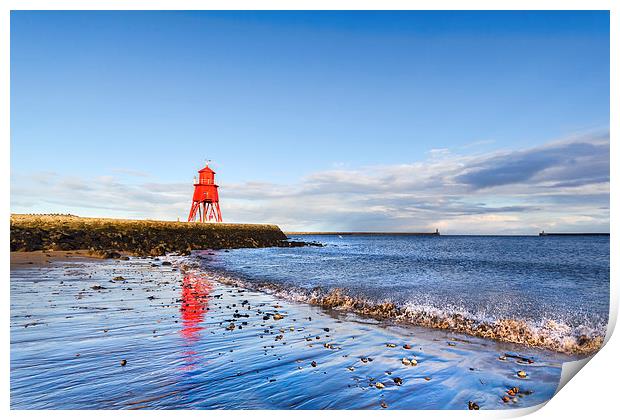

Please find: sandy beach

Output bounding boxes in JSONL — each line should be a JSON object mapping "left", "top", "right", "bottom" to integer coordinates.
{"left": 10, "top": 253, "right": 575, "bottom": 410}
{"left": 10, "top": 250, "right": 128, "bottom": 267}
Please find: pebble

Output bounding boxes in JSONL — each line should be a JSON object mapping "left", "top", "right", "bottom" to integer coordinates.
{"left": 402, "top": 357, "right": 417, "bottom": 366}
{"left": 468, "top": 401, "right": 480, "bottom": 410}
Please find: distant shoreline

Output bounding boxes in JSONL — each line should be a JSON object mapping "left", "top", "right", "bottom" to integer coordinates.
{"left": 286, "top": 231, "right": 609, "bottom": 236}
{"left": 285, "top": 231, "right": 440, "bottom": 236}
{"left": 538, "top": 232, "right": 610, "bottom": 236}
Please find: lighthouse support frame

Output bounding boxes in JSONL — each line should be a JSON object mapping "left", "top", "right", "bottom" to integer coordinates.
{"left": 188, "top": 198, "right": 222, "bottom": 223}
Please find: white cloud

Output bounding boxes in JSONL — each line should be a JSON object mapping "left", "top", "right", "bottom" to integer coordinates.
{"left": 10, "top": 131, "right": 609, "bottom": 234}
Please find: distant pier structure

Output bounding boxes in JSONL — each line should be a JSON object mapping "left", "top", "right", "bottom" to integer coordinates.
{"left": 286, "top": 229, "right": 440, "bottom": 236}
{"left": 188, "top": 161, "right": 223, "bottom": 223}
{"left": 539, "top": 230, "right": 609, "bottom": 236}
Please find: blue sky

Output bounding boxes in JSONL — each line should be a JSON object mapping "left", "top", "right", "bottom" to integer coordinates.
{"left": 10, "top": 11, "right": 610, "bottom": 233}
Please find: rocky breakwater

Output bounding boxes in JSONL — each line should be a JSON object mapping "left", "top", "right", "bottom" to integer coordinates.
{"left": 11, "top": 214, "right": 310, "bottom": 257}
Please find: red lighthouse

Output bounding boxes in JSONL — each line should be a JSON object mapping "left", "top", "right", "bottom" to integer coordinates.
{"left": 188, "top": 161, "right": 223, "bottom": 223}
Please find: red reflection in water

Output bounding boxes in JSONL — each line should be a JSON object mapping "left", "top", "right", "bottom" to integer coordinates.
{"left": 180, "top": 273, "right": 212, "bottom": 342}
{"left": 179, "top": 273, "right": 212, "bottom": 372}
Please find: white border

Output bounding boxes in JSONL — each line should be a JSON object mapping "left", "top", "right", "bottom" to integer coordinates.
{"left": 2, "top": 2, "right": 616, "bottom": 419}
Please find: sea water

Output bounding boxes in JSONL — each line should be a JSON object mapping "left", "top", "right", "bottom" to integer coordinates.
{"left": 204, "top": 235, "right": 610, "bottom": 354}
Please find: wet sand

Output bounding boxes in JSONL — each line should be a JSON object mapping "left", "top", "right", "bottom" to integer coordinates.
{"left": 11, "top": 250, "right": 121, "bottom": 267}
{"left": 10, "top": 255, "right": 575, "bottom": 409}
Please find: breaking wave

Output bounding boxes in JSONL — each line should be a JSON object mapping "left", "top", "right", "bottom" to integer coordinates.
{"left": 181, "top": 258, "right": 606, "bottom": 356}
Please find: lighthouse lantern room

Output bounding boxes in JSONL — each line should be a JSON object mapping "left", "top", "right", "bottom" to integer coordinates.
{"left": 188, "top": 161, "right": 223, "bottom": 223}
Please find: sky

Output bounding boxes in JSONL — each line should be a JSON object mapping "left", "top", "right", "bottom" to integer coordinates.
{"left": 10, "top": 11, "right": 610, "bottom": 233}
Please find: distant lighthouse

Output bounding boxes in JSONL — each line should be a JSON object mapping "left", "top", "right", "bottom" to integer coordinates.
{"left": 187, "top": 161, "right": 223, "bottom": 223}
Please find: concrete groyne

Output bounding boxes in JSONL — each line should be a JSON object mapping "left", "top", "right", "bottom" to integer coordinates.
{"left": 10, "top": 214, "right": 292, "bottom": 256}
